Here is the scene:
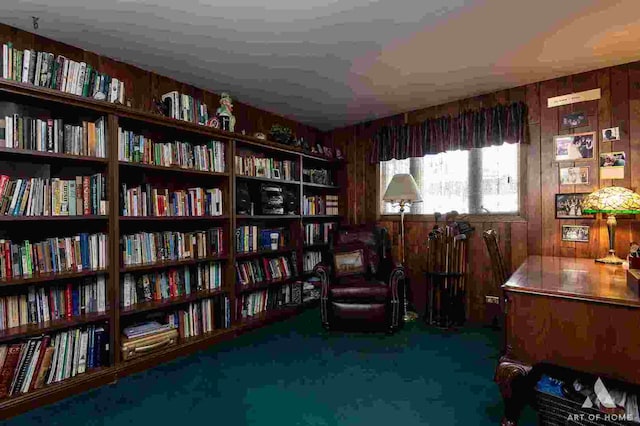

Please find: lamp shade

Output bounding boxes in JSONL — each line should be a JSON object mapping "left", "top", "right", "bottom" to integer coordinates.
{"left": 382, "top": 174, "right": 422, "bottom": 203}
{"left": 581, "top": 186, "right": 640, "bottom": 214}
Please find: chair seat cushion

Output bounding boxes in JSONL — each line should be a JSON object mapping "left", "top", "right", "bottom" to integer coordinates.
{"left": 330, "top": 277, "right": 389, "bottom": 302}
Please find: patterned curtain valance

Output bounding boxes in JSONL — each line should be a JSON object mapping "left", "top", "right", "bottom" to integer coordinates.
{"left": 370, "top": 101, "right": 528, "bottom": 163}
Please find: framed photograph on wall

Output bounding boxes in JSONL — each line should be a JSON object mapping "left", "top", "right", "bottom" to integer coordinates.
{"left": 555, "top": 193, "right": 594, "bottom": 219}
{"left": 559, "top": 166, "right": 589, "bottom": 185}
{"left": 562, "top": 225, "right": 590, "bottom": 242}
{"left": 599, "top": 151, "right": 626, "bottom": 180}
{"left": 554, "top": 132, "right": 596, "bottom": 161}
{"left": 602, "top": 127, "right": 620, "bottom": 141}
{"left": 561, "top": 111, "right": 588, "bottom": 129}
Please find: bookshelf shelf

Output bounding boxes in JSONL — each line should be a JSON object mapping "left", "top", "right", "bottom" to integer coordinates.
{"left": 236, "top": 215, "right": 300, "bottom": 220}
{"left": 236, "top": 175, "right": 299, "bottom": 185}
{"left": 303, "top": 243, "right": 329, "bottom": 250}
{"left": 0, "top": 147, "right": 108, "bottom": 164}
{"left": 0, "top": 215, "right": 108, "bottom": 222}
{"left": 118, "top": 161, "right": 229, "bottom": 177}
{"left": 120, "top": 255, "right": 227, "bottom": 273}
{"left": 0, "top": 312, "right": 110, "bottom": 344}
{"left": 302, "top": 182, "right": 340, "bottom": 189}
{"left": 0, "top": 269, "right": 108, "bottom": 287}
{"left": 235, "top": 247, "right": 296, "bottom": 259}
{"left": 301, "top": 215, "right": 340, "bottom": 220}
{"left": 119, "top": 215, "right": 229, "bottom": 222}
{"left": 120, "top": 289, "right": 225, "bottom": 317}
{"left": 237, "top": 276, "right": 299, "bottom": 293}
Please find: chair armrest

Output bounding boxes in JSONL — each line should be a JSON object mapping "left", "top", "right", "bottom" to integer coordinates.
{"left": 313, "top": 262, "right": 332, "bottom": 286}
{"left": 388, "top": 265, "right": 405, "bottom": 303}
{"left": 314, "top": 262, "right": 332, "bottom": 326}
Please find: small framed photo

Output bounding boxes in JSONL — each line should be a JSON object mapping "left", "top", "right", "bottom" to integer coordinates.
{"left": 559, "top": 166, "right": 589, "bottom": 185}
{"left": 562, "top": 225, "right": 590, "bottom": 242}
{"left": 599, "top": 151, "right": 626, "bottom": 180}
{"left": 602, "top": 127, "right": 620, "bottom": 141}
{"left": 335, "top": 148, "right": 344, "bottom": 159}
{"left": 323, "top": 146, "right": 334, "bottom": 158}
{"left": 561, "top": 111, "right": 588, "bottom": 129}
{"left": 272, "top": 169, "right": 280, "bottom": 179}
{"left": 554, "top": 132, "right": 596, "bottom": 161}
{"left": 555, "top": 193, "right": 594, "bottom": 219}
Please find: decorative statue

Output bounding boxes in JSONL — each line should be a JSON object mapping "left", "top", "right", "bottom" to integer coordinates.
{"left": 216, "top": 92, "right": 236, "bottom": 132}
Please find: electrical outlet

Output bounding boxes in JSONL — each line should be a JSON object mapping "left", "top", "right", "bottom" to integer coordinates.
{"left": 485, "top": 295, "right": 500, "bottom": 305}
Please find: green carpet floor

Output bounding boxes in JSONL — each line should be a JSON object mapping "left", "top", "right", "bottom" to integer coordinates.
{"left": 3, "top": 309, "right": 537, "bottom": 425}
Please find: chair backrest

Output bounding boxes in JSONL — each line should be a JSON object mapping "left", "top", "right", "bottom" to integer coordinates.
{"left": 483, "top": 229, "right": 509, "bottom": 286}
{"left": 333, "top": 225, "right": 392, "bottom": 279}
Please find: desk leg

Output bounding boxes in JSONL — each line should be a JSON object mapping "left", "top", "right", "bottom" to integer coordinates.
{"left": 495, "top": 356, "right": 532, "bottom": 426}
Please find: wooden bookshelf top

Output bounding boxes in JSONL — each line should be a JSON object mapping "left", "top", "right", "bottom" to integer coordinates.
{"left": 236, "top": 215, "right": 300, "bottom": 220}
{"left": 302, "top": 182, "right": 340, "bottom": 189}
{"left": 235, "top": 175, "right": 300, "bottom": 185}
{"left": 301, "top": 215, "right": 340, "bottom": 220}
{"left": 119, "top": 162, "right": 229, "bottom": 177}
{"left": 0, "top": 147, "right": 109, "bottom": 164}
{"left": 119, "top": 215, "right": 229, "bottom": 221}
{"left": 237, "top": 276, "right": 299, "bottom": 293}
{"left": 0, "top": 215, "right": 108, "bottom": 222}
{"left": 235, "top": 247, "right": 296, "bottom": 259}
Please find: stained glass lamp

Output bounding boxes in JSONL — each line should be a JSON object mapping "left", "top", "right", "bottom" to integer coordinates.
{"left": 582, "top": 186, "right": 640, "bottom": 264}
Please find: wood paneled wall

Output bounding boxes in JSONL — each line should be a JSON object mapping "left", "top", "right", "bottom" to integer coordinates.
{"left": 0, "top": 23, "right": 322, "bottom": 143}
{"left": 327, "top": 61, "right": 640, "bottom": 324}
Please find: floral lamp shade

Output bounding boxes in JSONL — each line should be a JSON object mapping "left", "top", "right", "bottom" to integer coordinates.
{"left": 581, "top": 187, "right": 640, "bottom": 214}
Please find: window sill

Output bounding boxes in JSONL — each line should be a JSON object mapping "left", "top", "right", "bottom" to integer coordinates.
{"left": 379, "top": 213, "right": 526, "bottom": 223}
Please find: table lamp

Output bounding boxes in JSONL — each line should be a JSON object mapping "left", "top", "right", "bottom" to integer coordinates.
{"left": 581, "top": 186, "right": 640, "bottom": 264}
{"left": 383, "top": 174, "right": 422, "bottom": 321}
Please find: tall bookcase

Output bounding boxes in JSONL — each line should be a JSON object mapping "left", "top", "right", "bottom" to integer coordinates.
{"left": 0, "top": 79, "right": 344, "bottom": 418}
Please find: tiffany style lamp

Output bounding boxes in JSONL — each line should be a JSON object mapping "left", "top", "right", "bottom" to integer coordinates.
{"left": 582, "top": 186, "right": 640, "bottom": 264}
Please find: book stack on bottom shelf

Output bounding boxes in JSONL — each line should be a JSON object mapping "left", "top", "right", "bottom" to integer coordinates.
{"left": 121, "top": 322, "right": 178, "bottom": 362}
{"left": 0, "top": 324, "right": 109, "bottom": 398}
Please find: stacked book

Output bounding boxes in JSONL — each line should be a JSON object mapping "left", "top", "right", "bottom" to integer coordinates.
{"left": 235, "top": 226, "right": 287, "bottom": 253}
{"left": 235, "top": 155, "right": 298, "bottom": 181}
{"left": 239, "top": 283, "right": 302, "bottom": 318}
{"left": 161, "top": 91, "right": 209, "bottom": 125}
{"left": 0, "top": 325, "right": 109, "bottom": 398}
{"left": 1, "top": 42, "right": 125, "bottom": 103}
{"left": 0, "top": 276, "right": 107, "bottom": 330}
{"left": 303, "top": 195, "right": 339, "bottom": 216}
{"left": 0, "top": 233, "right": 108, "bottom": 280}
{"left": 121, "top": 262, "right": 223, "bottom": 307}
{"left": 304, "top": 222, "right": 335, "bottom": 245}
{"left": 166, "top": 295, "right": 230, "bottom": 339}
{"left": 1, "top": 115, "right": 106, "bottom": 158}
{"left": 121, "top": 184, "right": 223, "bottom": 217}
{"left": 121, "top": 228, "right": 224, "bottom": 267}
{"left": 0, "top": 173, "right": 107, "bottom": 217}
{"left": 118, "top": 129, "right": 225, "bottom": 173}
{"left": 235, "top": 255, "right": 297, "bottom": 286}
{"left": 303, "top": 251, "right": 322, "bottom": 273}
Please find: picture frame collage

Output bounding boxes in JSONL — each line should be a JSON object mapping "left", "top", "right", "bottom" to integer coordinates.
{"left": 554, "top": 112, "right": 623, "bottom": 243}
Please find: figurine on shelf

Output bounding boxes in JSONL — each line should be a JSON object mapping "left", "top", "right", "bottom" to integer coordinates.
{"left": 206, "top": 116, "right": 220, "bottom": 129}
{"left": 216, "top": 92, "right": 236, "bottom": 132}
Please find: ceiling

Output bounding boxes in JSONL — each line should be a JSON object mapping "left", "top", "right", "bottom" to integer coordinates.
{"left": 1, "top": 0, "right": 640, "bottom": 131}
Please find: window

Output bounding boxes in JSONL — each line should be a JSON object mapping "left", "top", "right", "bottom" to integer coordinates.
{"left": 380, "top": 144, "right": 519, "bottom": 215}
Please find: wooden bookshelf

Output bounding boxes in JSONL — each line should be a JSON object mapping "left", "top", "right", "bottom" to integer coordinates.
{"left": 0, "top": 34, "right": 343, "bottom": 418}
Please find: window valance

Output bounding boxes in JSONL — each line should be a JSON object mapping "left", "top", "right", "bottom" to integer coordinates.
{"left": 370, "top": 101, "right": 528, "bottom": 163}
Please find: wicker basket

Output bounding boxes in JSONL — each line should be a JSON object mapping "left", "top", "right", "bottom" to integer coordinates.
{"left": 534, "top": 389, "right": 637, "bottom": 426}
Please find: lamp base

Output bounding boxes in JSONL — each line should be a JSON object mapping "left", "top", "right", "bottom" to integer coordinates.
{"left": 595, "top": 253, "right": 625, "bottom": 264}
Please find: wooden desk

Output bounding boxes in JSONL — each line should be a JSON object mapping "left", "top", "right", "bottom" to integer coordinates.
{"left": 495, "top": 255, "right": 640, "bottom": 426}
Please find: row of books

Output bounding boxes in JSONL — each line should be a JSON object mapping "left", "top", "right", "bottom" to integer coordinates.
{"left": 1, "top": 115, "right": 106, "bottom": 158}
{"left": 0, "top": 276, "right": 107, "bottom": 330}
{"left": 121, "top": 184, "right": 223, "bottom": 217}
{"left": 0, "top": 233, "right": 108, "bottom": 280}
{"left": 121, "top": 228, "right": 225, "bottom": 267}
{"left": 0, "top": 174, "right": 107, "bottom": 217}
{"left": 1, "top": 42, "right": 125, "bottom": 103}
{"left": 303, "top": 251, "right": 322, "bottom": 273}
{"left": 304, "top": 222, "right": 335, "bottom": 245}
{"left": 121, "top": 262, "right": 223, "bottom": 307}
{"left": 161, "top": 91, "right": 209, "bottom": 125}
{"left": 165, "top": 296, "right": 230, "bottom": 339}
{"left": 303, "top": 195, "right": 339, "bottom": 216}
{"left": 239, "top": 283, "right": 302, "bottom": 318}
{"left": 235, "top": 255, "right": 297, "bottom": 286}
{"left": 118, "top": 129, "right": 226, "bottom": 173}
{"left": 235, "top": 155, "right": 298, "bottom": 181}
{"left": 235, "top": 226, "right": 287, "bottom": 254}
{"left": 0, "top": 325, "right": 109, "bottom": 399}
